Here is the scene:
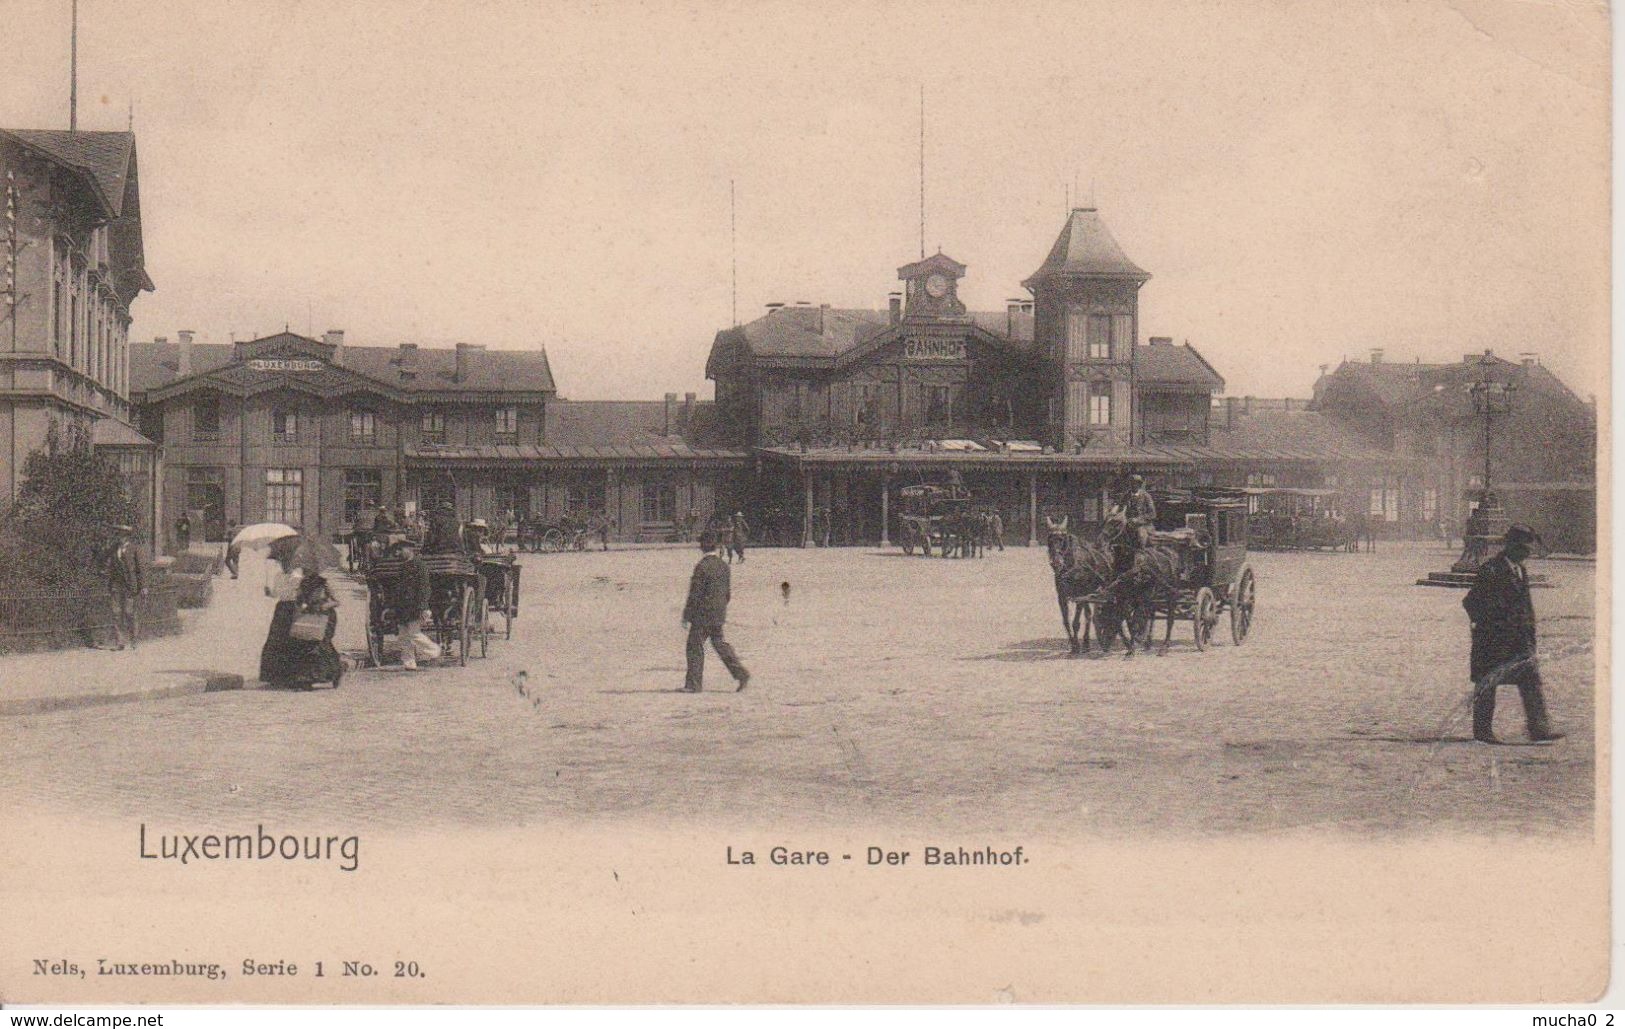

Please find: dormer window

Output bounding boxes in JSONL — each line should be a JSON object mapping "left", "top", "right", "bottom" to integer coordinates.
{"left": 496, "top": 407, "right": 518, "bottom": 437}
{"left": 349, "top": 410, "right": 377, "bottom": 444}
{"left": 421, "top": 410, "right": 446, "bottom": 442}
{"left": 272, "top": 408, "right": 299, "bottom": 443}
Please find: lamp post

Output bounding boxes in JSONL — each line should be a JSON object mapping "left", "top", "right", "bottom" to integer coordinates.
{"left": 1449, "top": 352, "right": 1516, "bottom": 574}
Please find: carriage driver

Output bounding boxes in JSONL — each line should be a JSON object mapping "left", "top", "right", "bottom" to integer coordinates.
{"left": 1118, "top": 475, "right": 1157, "bottom": 546}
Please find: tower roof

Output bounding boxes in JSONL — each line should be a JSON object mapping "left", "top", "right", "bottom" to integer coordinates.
{"left": 1022, "top": 207, "right": 1149, "bottom": 288}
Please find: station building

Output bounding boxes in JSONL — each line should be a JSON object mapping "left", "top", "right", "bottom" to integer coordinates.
{"left": 0, "top": 129, "right": 159, "bottom": 548}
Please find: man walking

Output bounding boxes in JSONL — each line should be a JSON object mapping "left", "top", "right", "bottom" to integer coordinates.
{"left": 105, "top": 524, "right": 145, "bottom": 650}
{"left": 224, "top": 522, "right": 241, "bottom": 579}
{"left": 389, "top": 539, "right": 441, "bottom": 671}
{"left": 680, "top": 530, "right": 749, "bottom": 693}
{"left": 729, "top": 510, "right": 749, "bottom": 563}
{"left": 1462, "top": 524, "right": 1564, "bottom": 744}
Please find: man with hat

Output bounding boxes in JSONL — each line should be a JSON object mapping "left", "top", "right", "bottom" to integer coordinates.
{"left": 386, "top": 537, "right": 441, "bottom": 670}
{"left": 462, "top": 517, "right": 491, "bottom": 557}
{"left": 1462, "top": 523, "right": 1564, "bottom": 744}
{"left": 679, "top": 530, "right": 750, "bottom": 693}
{"left": 104, "top": 524, "right": 145, "bottom": 650}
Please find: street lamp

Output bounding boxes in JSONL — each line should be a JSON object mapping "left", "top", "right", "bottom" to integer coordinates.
{"left": 1449, "top": 351, "right": 1517, "bottom": 574}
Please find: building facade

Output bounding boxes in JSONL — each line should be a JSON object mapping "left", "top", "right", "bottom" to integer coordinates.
{"left": 0, "top": 129, "right": 158, "bottom": 548}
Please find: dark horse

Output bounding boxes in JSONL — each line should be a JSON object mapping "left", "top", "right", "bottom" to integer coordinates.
{"left": 1045, "top": 516, "right": 1120, "bottom": 656}
{"left": 1100, "top": 513, "right": 1185, "bottom": 658}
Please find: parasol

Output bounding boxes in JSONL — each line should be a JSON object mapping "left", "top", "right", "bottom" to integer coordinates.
{"left": 231, "top": 523, "right": 299, "bottom": 548}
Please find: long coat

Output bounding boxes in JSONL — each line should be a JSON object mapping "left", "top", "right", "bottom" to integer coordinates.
{"left": 683, "top": 553, "right": 731, "bottom": 627}
{"left": 1462, "top": 552, "right": 1540, "bottom": 685}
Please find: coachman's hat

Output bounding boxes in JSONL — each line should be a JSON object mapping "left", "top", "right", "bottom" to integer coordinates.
{"left": 1502, "top": 524, "right": 1540, "bottom": 546}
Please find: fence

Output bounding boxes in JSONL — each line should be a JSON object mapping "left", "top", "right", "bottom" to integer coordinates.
{"left": 0, "top": 583, "right": 182, "bottom": 654}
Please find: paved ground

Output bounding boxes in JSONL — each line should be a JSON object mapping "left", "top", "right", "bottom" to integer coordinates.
{"left": 0, "top": 542, "right": 1595, "bottom": 836}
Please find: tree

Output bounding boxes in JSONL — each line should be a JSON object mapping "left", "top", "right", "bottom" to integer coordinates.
{"left": 0, "top": 426, "right": 136, "bottom": 592}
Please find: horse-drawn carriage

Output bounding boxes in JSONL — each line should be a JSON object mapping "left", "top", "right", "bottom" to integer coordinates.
{"left": 517, "top": 512, "right": 608, "bottom": 553}
{"left": 362, "top": 551, "right": 490, "bottom": 667}
{"left": 1244, "top": 487, "right": 1351, "bottom": 551}
{"left": 1048, "top": 489, "right": 1256, "bottom": 656}
{"left": 897, "top": 484, "right": 978, "bottom": 557}
{"left": 476, "top": 552, "right": 522, "bottom": 639}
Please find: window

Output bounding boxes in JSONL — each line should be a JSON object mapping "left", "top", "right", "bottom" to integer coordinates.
{"left": 420, "top": 410, "right": 446, "bottom": 441}
{"left": 272, "top": 408, "right": 298, "bottom": 443}
{"left": 343, "top": 469, "right": 382, "bottom": 525}
{"left": 785, "top": 384, "right": 806, "bottom": 423}
{"left": 1087, "top": 314, "right": 1112, "bottom": 360}
{"left": 1369, "top": 481, "right": 1399, "bottom": 523}
{"left": 265, "top": 468, "right": 303, "bottom": 526}
{"left": 349, "top": 410, "right": 377, "bottom": 444}
{"left": 1088, "top": 380, "right": 1112, "bottom": 426}
{"left": 926, "top": 386, "right": 951, "bottom": 427}
{"left": 854, "top": 384, "right": 879, "bottom": 426}
{"left": 1422, "top": 487, "right": 1439, "bottom": 523}
{"left": 496, "top": 407, "right": 518, "bottom": 436}
{"left": 193, "top": 397, "right": 221, "bottom": 440}
{"left": 185, "top": 467, "right": 225, "bottom": 535}
{"left": 640, "top": 480, "right": 677, "bottom": 524}
{"left": 566, "top": 481, "right": 605, "bottom": 515}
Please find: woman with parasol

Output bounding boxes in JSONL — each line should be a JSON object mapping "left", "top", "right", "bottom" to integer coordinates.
{"left": 257, "top": 532, "right": 346, "bottom": 688}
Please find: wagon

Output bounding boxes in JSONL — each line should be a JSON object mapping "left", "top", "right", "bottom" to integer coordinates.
{"left": 1099, "top": 490, "right": 1256, "bottom": 652}
{"left": 896, "top": 484, "right": 974, "bottom": 557}
{"left": 477, "top": 553, "right": 521, "bottom": 640}
{"left": 1242, "top": 487, "right": 1351, "bottom": 552}
{"left": 362, "top": 551, "right": 488, "bottom": 667}
{"left": 518, "top": 513, "right": 606, "bottom": 552}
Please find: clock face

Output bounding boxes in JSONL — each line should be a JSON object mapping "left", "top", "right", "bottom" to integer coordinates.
{"left": 924, "top": 273, "right": 950, "bottom": 299}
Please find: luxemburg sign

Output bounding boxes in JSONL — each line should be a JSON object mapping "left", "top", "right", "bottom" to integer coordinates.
{"left": 248, "top": 359, "right": 326, "bottom": 372}
{"left": 903, "top": 338, "right": 966, "bottom": 362}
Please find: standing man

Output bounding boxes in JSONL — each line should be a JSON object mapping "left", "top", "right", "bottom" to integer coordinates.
{"left": 105, "top": 524, "right": 145, "bottom": 650}
{"left": 174, "top": 513, "right": 191, "bottom": 555}
{"left": 680, "top": 530, "right": 750, "bottom": 693}
{"left": 729, "top": 510, "right": 749, "bottom": 563}
{"left": 389, "top": 539, "right": 441, "bottom": 671}
{"left": 1462, "top": 524, "right": 1564, "bottom": 744}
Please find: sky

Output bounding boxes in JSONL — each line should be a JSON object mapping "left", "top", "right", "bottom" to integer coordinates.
{"left": 1, "top": 0, "right": 1610, "bottom": 401}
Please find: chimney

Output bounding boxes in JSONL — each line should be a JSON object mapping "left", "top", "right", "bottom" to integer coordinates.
{"left": 888, "top": 293, "right": 902, "bottom": 325}
{"left": 765, "top": 302, "right": 785, "bottom": 313}
{"left": 398, "top": 343, "right": 419, "bottom": 385}
{"left": 1148, "top": 336, "right": 1173, "bottom": 346}
{"left": 1243, "top": 395, "right": 1253, "bottom": 415}
{"left": 683, "top": 392, "right": 696, "bottom": 429}
{"left": 1519, "top": 351, "right": 1539, "bottom": 368}
{"left": 1226, "top": 395, "right": 1237, "bottom": 429}
{"left": 171, "top": 333, "right": 190, "bottom": 376}
{"left": 323, "top": 329, "right": 345, "bottom": 366}
{"left": 664, "top": 392, "right": 677, "bottom": 435}
{"left": 818, "top": 303, "right": 829, "bottom": 336}
{"left": 454, "top": 342, "right": 486, "bottom": 383}
{"left": 1369, "top": 348, "right": 1384, "bottom": 364}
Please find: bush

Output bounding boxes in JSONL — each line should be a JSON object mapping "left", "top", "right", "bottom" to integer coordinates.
{"left": 0, "top": 423, "right": 137, "bottom": 594}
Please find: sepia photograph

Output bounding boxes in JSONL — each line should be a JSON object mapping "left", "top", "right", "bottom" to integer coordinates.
{"left": 0, "top": 0, "right": 1610, "bottom": 1009}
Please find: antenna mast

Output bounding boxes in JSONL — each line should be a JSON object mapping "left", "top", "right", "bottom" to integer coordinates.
{"left": 69, "top": 0, "right": 78, "bottom": 132}
{"left": 730, "top": 179, "right": 737, "bottom": 326}
{"left": 918, "top": 85, "right": 925, "bottom": 259}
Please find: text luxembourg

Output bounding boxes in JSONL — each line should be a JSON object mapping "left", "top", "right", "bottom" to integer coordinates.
{"left": 726, "top": 845, "right": 1027, "bottom": 867}
{"left": 139, "top": 823, "right": 359, "bottom": 871}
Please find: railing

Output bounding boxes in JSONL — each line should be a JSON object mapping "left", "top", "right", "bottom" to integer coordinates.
{"left": 0, "top": 583, "right": 182, "bottom": 654}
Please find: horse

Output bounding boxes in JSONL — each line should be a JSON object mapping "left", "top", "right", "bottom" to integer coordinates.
{"left": 1098, "top": 513, "right": 1184, "bottom": 658}
{"left": 1045, "top": 516, "right": 1118, "bottom": 656}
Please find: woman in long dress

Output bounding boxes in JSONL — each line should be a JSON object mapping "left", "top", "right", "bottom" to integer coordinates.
{"left": 285, "top": 573, "right": 343, "bottom": 688}
{"left": 258, "top": 544, "right": 304, "bottom": 685}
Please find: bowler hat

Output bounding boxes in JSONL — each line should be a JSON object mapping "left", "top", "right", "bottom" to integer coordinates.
{"left": 1502, "top": 524, "right": 1540, "bottom": 546}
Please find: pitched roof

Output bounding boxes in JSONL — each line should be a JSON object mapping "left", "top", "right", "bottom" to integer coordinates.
{"left": 129, "top": 336, "right": 555, "bottom": 397}
{"left": 545, "top": 399, "right": 731, "bottom": 448}
{"left": 1204, "top": 408, "right": 1394, "bottom": 462}
{"left": 726, "top": 305, "right": 893, "bottom": 360}
{"left": 1022, "top": 207, "right": 1149, "bottom": 287}
{"left": 4, "top": 130, "right": 134, "bottom": 217}
{"left": 1134, "top": 342, "right": 1225, "bottom": 390}
{"left": 1320, "top": 355, "right": 1591, "bottom": 420}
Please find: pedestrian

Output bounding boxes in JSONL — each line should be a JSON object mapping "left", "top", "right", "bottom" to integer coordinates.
{"left": 223, "top": 522, "right": 241, "bottom": 579}
{"left": 729, "top": 510, "right": 749, "bottom": 563}
{"left": 258, "top": 536, "right": 305, "bottom": 685}
{"left": 284, "top": 572, "right": 344, "bottom": 689}
{"left": 388, "top": 538, "right": 441, "bottom": 671}
{"left": 679, "top": 530, "right": 750, "bottom": 693}
{"left": 104, "top": 524, "right": 145, "bottom": 650}
{"left": 1462, "top": 524, "right": 1564, "bottom": 745}
{"left": 174, "top": 513, "right": 191, "bottom": 555}
{"left": 991, "top": 509, "right": 1006, "bottom": 551}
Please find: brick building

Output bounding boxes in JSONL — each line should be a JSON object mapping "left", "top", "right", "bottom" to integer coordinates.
{"left": 0, "top": 129, "right": 158, "bottom": 548}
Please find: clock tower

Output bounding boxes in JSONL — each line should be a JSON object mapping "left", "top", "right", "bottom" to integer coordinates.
{"left": 897, "top": 252, "right": 968, "bottom": 320}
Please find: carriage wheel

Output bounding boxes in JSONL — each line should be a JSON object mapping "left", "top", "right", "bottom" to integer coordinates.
{"left": 503, "top": 573, "right": 517, "bottom": 640}
{"left": 1230, "top": 566, "right": 1256, "bottom": 645}
{"left": 366, "top": 620, "right": 385, "bottom": 668}
{"left": 1193, "top": 587, "right": 1216, "bottom": 651}
{"left": 541, "top": 528, "right": 565, "bottom": 553}
{"left": 456, "top": 586, "right": 473, "bottom": 666}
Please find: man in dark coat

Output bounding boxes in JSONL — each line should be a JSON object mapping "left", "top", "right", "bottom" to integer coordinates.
{"left": 680, "top": 530, "right": 749, "bottom": 693}
{"left": 1462, "top": 524, "right": 1563, "bottom": 744}
{"left": 729, "top": 510, "right": 749, "bottom": 563}
{"left": 105, "top": 524, "right": 145, "bottom": 650}
{"left": 388, "top": 539, "right": 440, "bottom": 670}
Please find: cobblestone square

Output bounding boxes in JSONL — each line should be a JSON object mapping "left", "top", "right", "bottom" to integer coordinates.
{"left": 0, "top": 543, "right": 1595, "bottom": 836}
